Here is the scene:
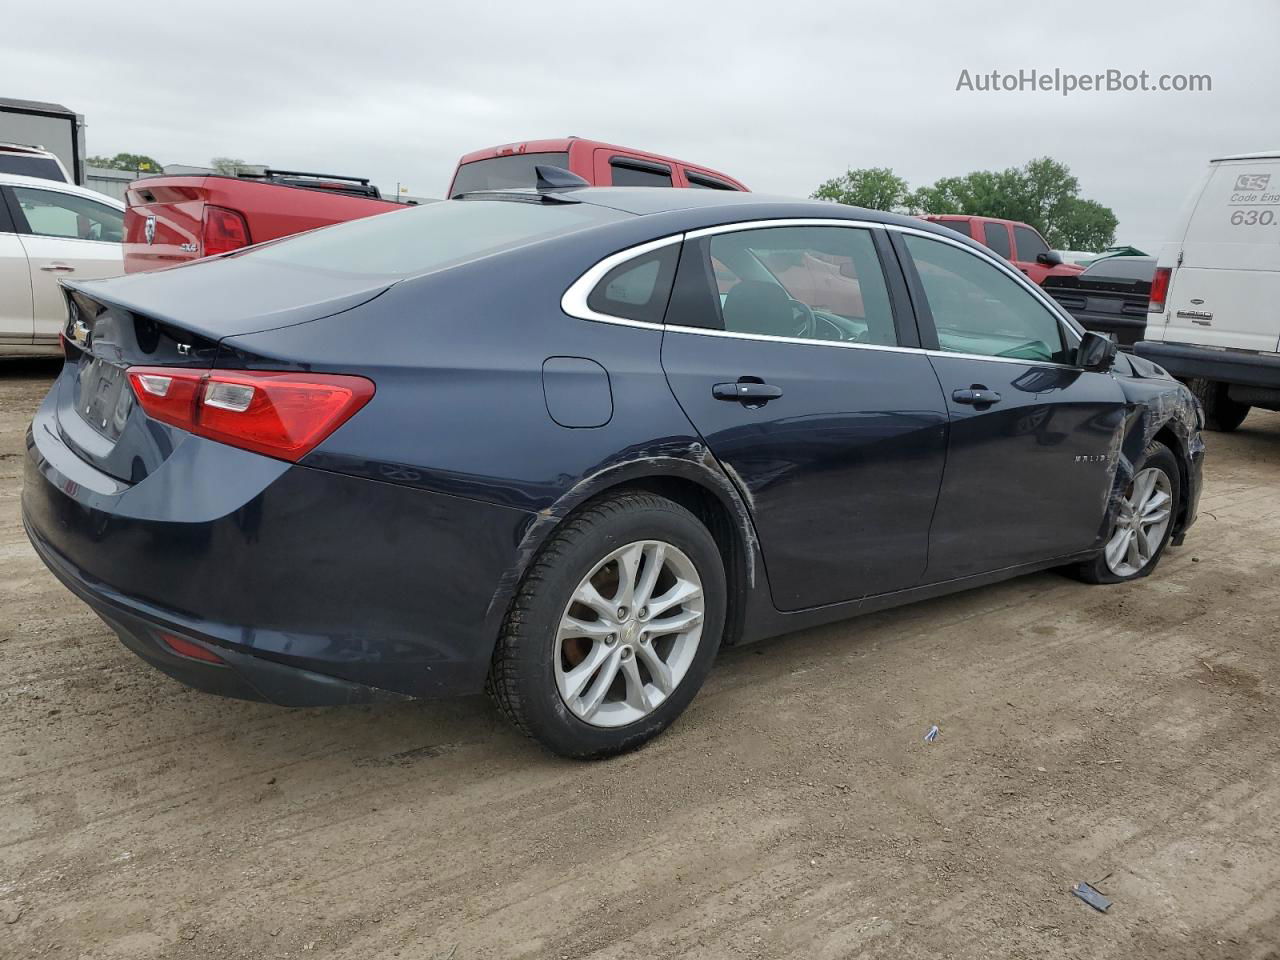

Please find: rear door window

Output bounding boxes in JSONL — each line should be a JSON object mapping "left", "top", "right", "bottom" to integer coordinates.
{"left": 685, "top": 171, "right": 736, "bottom": 190}
{"left": 449, "top": 152, "right": 571, "bottom": 197}
{"left": 609, "top": 160, "right": 673, "bottom": 188}
{"left": 669, "top": 225, "right": 900, "bottom": 347}
{"left": 982, "top": 222, "right": 1013, "bottom": 259}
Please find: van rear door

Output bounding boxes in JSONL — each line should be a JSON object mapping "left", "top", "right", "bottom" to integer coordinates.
{"left": 1160, "top": 158, "right": 1280, "bottom": 352}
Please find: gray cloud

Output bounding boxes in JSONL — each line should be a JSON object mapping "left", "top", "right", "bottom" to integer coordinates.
{"left": 6, "top": 0, "right": 1278, "bottom": 249}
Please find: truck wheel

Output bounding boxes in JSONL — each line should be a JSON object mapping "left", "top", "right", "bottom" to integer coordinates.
{"left": 1187, "top": 377, "right": 1249, "bottom": 432}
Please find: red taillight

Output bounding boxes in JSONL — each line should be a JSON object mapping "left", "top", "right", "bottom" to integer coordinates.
{"left": 1148, "top": 267, "right": 1172, "bottom": 314}
{"left": 159, "top": 633, "right": 225, "bottom": 664}
{"left": 127, "top": 368, "right": 375, "bottom": 462}
{"left": 201, "top": 205, "right": 250, "bottom": 256}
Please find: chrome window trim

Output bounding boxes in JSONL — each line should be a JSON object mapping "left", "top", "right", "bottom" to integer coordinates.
{"left": 561, "top": 217, "right": 1086, "bottom": 368}
{"left": 663, "top": 323, "right": 924, "bottom": 356}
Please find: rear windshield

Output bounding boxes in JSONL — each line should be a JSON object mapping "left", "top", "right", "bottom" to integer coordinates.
{"left": 247, "top": 197, "right": 627, "bottom": 278}
{"left": 450, "top": 152, "right": 572, "bottom": 197}
{"left": 1082, "top": 257, "right": 1156, "bottom": 282}
{"left": 0, "top": 153, "right": 66, "bottom": 182}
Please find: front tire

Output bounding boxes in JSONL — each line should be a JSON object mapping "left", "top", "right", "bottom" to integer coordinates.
{"left": 1075, "top": 441, "right": 1181, "bottom": 584}
{"left": 1187, "top": 377, "right": 1249, "bottom": 432}
{"left": 487, "top": 491, "right": 726, "bottom": 759}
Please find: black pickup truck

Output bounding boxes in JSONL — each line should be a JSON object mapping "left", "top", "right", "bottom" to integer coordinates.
{"left": 1042, "top": 255, "right": 1156, "bottom": 348}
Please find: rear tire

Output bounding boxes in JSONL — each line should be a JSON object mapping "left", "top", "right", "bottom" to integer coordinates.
{"left": 487, "top": 491, "right": 726, "bottom": 760}
{"left": 1187, "top": 377, "right": 1249, "bottom": 432}
{"left": 1075, "top": 442, "right": 1181, "bottom": 584}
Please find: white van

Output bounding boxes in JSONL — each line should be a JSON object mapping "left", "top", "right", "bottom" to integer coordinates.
{"left": 1137, "top": 150, "right": 1280, "bottom": 430}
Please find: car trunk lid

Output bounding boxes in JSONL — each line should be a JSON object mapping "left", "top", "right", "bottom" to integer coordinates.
{"left": 55, "top": 260, "right": 393, "bottom": 483}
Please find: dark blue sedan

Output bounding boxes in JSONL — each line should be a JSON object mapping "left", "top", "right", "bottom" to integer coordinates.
{"left": 22, "top": 181, "right": 1205, "bottom": 758}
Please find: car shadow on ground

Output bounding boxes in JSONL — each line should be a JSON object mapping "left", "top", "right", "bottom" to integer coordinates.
{"left": 135, "top": 567, "right": 1072, "bottom": 777}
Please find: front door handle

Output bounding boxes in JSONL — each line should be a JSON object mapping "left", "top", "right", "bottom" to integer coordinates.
{"left": 713, "top": 380, "right": 783, "bottom": 405}
{"left": 952, "top": 386, "right": 1002, "bottom": 406}
{"left": 40, "top": 263, "right": 75, "bottom": 273}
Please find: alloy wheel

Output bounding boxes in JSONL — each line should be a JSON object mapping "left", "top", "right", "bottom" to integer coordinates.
{"left": 554, "top": 540, "right": 705, "bottom": 728}
{"left": 1104, "top": 467, "right": 1173, "bottom": 577}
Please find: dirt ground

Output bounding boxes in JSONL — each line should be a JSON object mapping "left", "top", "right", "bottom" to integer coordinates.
{"left": 1, "top": 356, "right": 1277, "bottom": 960}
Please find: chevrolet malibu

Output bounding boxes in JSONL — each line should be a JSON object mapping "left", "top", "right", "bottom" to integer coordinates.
{"left": 22, "top": 180, "right": 1204, "bottom": 758}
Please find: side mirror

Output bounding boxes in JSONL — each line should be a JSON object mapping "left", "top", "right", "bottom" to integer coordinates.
{"left": 1077, "top": 331, "right": 1117, "bottom": 372}
{"left": 1037, "top": 250, "right": 1064, "bottom": 267}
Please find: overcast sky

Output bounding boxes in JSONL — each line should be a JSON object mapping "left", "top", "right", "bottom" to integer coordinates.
{"left": 6, "top": 0, "right": 1278, "bottom": 250}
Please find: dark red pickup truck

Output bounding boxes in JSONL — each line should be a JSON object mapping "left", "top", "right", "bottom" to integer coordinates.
{"left": 124, "top": 139, "right": 746, "bottom": 273}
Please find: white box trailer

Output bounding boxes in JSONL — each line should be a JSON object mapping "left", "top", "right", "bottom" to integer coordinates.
{"left": 0, "top": 97, "right": 85, "bottom": 185}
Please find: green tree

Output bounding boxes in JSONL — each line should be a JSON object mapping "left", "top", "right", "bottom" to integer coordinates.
{"left": 811, "top": 167, "right": 911, "bottom": 211}
{"left": 1052, "top": 197, "right": 1118, "bottom": 249}
{"left": 86, "top": 152, "right": 161, "bottom": 173}
{"left": 901, "top": 156, "right": 1116, "bottom": 248}
{"left": 210, "top": 157, "right": 248, "bottom": 175}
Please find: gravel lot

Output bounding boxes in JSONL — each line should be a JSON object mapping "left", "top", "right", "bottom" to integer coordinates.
{"left": 2, "top": 357, "right": 1277, "bottom": 959}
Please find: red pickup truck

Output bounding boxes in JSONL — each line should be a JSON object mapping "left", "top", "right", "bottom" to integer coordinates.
{"left": 123, "top": 139, "right": 746, "bottom": 273}
{"left": 123, "top": 170, "right": 405, "bottom": 273}
{"left": 920, "top": 214, "right": 1083, "bottom": 286}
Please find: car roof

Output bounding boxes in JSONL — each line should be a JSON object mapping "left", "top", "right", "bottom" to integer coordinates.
{"left": 567, "top": 186, "right": 931, "bottom": 228}
{"left": 0, "top": 172, "right": 125, "bottom": 208}
{"left": 459, "top": 137, "right": 711, "bottom": 169}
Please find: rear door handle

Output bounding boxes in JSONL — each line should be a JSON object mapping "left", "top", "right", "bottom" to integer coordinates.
{"left": 713, "top": 381, "right": 783, "bottom": 404}
{"left": 952, "top": 386, "right": 1002, "bottom": 406}
{"left": 39, "top": 263, "right": 75, "bottom": 273}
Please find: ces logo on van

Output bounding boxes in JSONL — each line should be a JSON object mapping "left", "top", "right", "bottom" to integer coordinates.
{"left": 1235, "top": 174, "right": 1271, "bottom": 192}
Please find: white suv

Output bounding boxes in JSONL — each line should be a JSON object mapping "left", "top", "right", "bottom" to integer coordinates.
{"left": 1, "top": 173, "right": 125, "bottom": 357}
{"left": 1137, "top": 150, "right": 1280, "bottom": 430}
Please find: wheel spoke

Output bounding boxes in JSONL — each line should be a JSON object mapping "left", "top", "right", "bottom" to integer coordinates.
{"left": 1126, "top": 528, "right": 1144, "bottom": 568}
{"left": 613, "top": 542, "right": 645, "bottom": 607}
{"left": 561, "top": 641, "right": 613, "bottom": 701}
{"left": 558, "top": 615, "right": 616, "bottom": 642}
{"left": 635, "top": 641, "right": 673, "bottom": 694}
{"left": 1105, "top": 528, "right": 1131, "bottom": 569}
{"left": 619, "top": 655, "right": 652, "bottom": 712}
{"left": 1140, "top": 507, "right": 1170, "bottom": 527}
{"left": 647, "top": 607, "right": 703, "bottom": 636}
{"left": 573, "top": 580, "right": 617, "bottom": 620}
{"left": 1133, "top": 469, "right": 1157, "bottom": 507}
{"left": 633, "top": 543, "right": 666, "bottom": 610}
{"left": 578, "top": 648, "right": 623, "bottom": 719}
{"left": 648, "top": 577, "right": 701, "bottom": 618}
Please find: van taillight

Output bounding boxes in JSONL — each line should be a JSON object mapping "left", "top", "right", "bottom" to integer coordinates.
{"left": 1148, "top": 267, "right": 1172, "bottom": 313}
{"left": 127, "top": 368, "right": 375, "bottom": 462}
{"left": 201, "top": 205, "right": 250, "bottom": 256}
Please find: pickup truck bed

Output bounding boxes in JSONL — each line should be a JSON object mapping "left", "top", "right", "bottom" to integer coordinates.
{"left": 124, "top": 174, "right": 405, "bottom": 273}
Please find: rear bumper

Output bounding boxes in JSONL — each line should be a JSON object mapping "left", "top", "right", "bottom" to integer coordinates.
{"left": 1135, "top": 340, "right": 1280, "bottom": 388}
{"left": 22, "top": 378, "right": 537, "bottom": 702}
{"left": 26, "top": 518, "right": 398, "bottom": 706}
